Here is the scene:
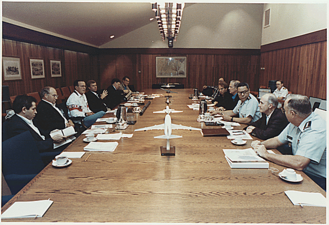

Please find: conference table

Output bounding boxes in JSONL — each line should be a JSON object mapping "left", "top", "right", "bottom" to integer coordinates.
{"left": 2, "top": 89, "right": 326, "bottom": 223}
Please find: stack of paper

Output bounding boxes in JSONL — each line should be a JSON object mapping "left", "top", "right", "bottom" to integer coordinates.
{"left": 284, "top": 190, "right": 326, "bottom": 207}
{"left": 96, "top": 133, "right": 122, "bottom": 140}
{"left": 223, "top": 148, "right": 269, "bottom": 169}
{"left": 91, "top": 124, "right": 113, "bottom": 129}
{"left": 227, "top": 130, "right": 252, "bottom": 140}
{"left": 2, "top": 199, "right": 53, "bottom": 219}
{"left": 84, "top": 142, "right": 118, "bottom": 152}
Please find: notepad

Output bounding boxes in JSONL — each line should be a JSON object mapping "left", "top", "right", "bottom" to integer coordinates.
{"left": 223, "top": 148, "right": 269, "bottom": 169}
{"left": 285, "top": 190, "right": 326, "bottom": 207}
{"left": 57, "top": 152, "right": 85, "bottom": 158}
{"left": 53, "top": 136, "right": 76, "bottom": 149}
{"left": 96, "top": 133, "right": 122, "bottom": 140}
{"left": 84, "top": 142, "right": 118, "bottom": 152}
{"left": 50, "top": 126, "right": 76, "bottom": 138}
{"left": 2, "top": 199, "right": 53, "bottom": 219}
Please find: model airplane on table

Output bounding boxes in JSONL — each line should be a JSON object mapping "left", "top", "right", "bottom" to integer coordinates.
{"left": 153, "top": 106, "right": 183, "bottom": 114}
{"left": 135, "top": 114, "right": 200, "bottom": 153}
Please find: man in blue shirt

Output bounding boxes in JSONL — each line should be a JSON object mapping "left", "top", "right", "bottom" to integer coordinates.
{"left": 252, "top": 94, "right": 326, "bottom": 190}
{"left": 220, "top": 82, "right": 261, "bottom": 124}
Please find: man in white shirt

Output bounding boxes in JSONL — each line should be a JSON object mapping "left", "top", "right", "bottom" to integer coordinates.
{"left": 66, "top": 80, "right": 105, "bottom": 128}
{"left": 273, "top": 80, "right": 289, "bottom": 108}
{"left": 34, "top": 86, "right": 74, "bottom": 135}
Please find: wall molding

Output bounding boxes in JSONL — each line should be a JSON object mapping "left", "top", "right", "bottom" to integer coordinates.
{"left": 261, "top": 29, "right": 327, "bottom": 53}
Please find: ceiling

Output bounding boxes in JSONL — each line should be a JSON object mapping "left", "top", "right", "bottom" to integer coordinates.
{"left": 2, "top": 2, "right": 160, "bottom": 47}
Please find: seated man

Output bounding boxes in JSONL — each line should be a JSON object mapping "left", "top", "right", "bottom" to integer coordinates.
{"left": 34, "top": 86, "right": 74, "bottom": 136}
{"left": 85, "top": 80, "right": 108, "bottom": 113}
{"left": 202, "top": 77, "right": 224, "bottom": 97}
{"left": 246, "top": 93, "right": 289, "bottom": 140}
{"left": 252, "top": 94, "right": 326, "bottom": 190}
{"left": 273, "top": 80, "right": 289, "bottom": 108}
{"left": 118, "top": 76, "right": 132, "bottom": 97}
{"left": 66, "top": 80, "right": 105, "bottom": 128}
{"left": 3, "top": 95, "right": 63, "bottom": 153}
{"left": 106, "top": 78, "right": 125, "bottom": 109}
{"left": 214, "top": 80, "right": 240, "bottom": 112}
{"left": 219, "top": 82, "right": 261, "bottom": 124}
{"left": 212, "top": 81, "right": 233, "bottom": 109}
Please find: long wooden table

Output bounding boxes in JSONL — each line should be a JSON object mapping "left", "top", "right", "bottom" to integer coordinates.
{"left": 2, "top": 89, "right": 326, "bottom": 223}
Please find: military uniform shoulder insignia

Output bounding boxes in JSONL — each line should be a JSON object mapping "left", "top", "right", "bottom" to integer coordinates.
{"left": 304, "top": 121, "right": 312, "bottom": 130}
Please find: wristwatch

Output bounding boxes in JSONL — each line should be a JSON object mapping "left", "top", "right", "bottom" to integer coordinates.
{"left": 231, "top": 117, "right": 234, "bottom": 122}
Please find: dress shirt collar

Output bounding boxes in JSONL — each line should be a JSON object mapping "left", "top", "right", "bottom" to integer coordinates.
{"left": 74, "top": 90, "right": 82, "bottom": 97}
{"left": 266, "top": 109, "right": 275, "bottom": 125}
{"left": 91, "top": 91, "right": 99, "bottom": 98}
{"left": 42, "top": 99, "right": 55, "bottom": 107}
{"left": 298, "top": 112, "right": 314, "bottom": 132}
{"left": 232, "top": 93, "right": 238, "bottom": 100}
{"left": 112, "top": 85, "right": 117, "bottom": 90}
{"left": 16, "top": 113, "right": 33, "bottom": 125}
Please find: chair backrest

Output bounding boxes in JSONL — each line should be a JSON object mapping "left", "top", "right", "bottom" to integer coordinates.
{"left": 309, "top": 96, "right": 322, "bottom": 111}
{"left": 61, "top": 87, "right": 71, "bottom": 99}
{"left": 314, "top": 108, "right": 327, "bottom": 121}
{"left": 10, "top": 95, "right": 16, "bottom": 105}
{"left": 27, "top": 92, "right": 41, "bottom": 104}
{"left": 55, "top": 87, "right": 65, "bottom": 103}
{"left": 2, "top": 131, "right": 44, "bottom": 176}
{"left": 68, "top": 85, "right": 75, "bottom": 93}
{"left": 319, "top": 99, "right": 326, "bottom": 110}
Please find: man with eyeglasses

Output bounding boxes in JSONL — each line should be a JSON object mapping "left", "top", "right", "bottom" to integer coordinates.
{"left": 67, "top": 80, "right": 105, "bottom": 128}
{"left": 34, "top": 86, "right": 75, "bottom": 136}
{"left": 220, "top": 82, "right": 261, "bottom": 124}
{"left": 252, "top": 94, "right": 326, "bottom": 190}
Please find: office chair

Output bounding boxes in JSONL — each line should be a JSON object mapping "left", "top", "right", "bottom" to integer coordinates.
{"left": 2, "top": 131, "right": 45, "bottom": 194}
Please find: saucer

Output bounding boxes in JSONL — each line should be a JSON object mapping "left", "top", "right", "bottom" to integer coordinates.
{"left": 106, "top": 118, "right": 117, "bottom": 124}
{"left": 52, "top": 159, "right": 72, "bottom": 168}
{"left": 231, "top": 139, "right": 246, "bottom": 145}
{"left": 279, "top": 172, "right": 303, "bottom": 183}
{"left": 83, "top": 137, "right": 97, "bottom": 142}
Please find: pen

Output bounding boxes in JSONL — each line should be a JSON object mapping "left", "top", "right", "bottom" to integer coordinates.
{"left": 298, "top": 203, "right": 303, "bottom": 208}
{"left": 84, "top": 154, "right": 91, "bottom": 162}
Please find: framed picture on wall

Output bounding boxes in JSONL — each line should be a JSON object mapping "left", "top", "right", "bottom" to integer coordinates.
{"left": 156, "top": 56, "right": 186, "bottom": 78}
{"left": 30, "top": 59, "right": 45, "bottom": 79}
{"left": 50, "top": 60, "right": 62, "bottom": 77}
{"left": 2, "top": 57, "right": 22, "bottom": 80}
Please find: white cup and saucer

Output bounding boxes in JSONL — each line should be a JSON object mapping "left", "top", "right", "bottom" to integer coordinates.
{"left": 231, "top": 138, "right": 246, "bottom": 146}
{"left": 279, "top": 168, "right": 303, "bottom": 182}
{"left": 106, "top": 117, "right": 117, "bottom": 124}
{"left": 52, "top": 155, "right": 72, "bottom": 167}
{"left": 83, "top": 134, "right": 97, "bottom": 143}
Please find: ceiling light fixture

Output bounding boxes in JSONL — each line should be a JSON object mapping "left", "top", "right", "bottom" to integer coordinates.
{"left": 151, "top": 2, "right": 185, "bottom": 47}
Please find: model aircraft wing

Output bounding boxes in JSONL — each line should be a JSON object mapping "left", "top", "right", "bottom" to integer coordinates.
{"left": 171, "top": 124, "right": 201, "bottom": 131}
{"left": 153, "top": 109, "right": 183, "bottom": 113}
{"left": 171, "top": 110, "right": 183, "bottom": 113}
{"left": 134, "top": 124, "right": 165, "bottom": 131}
{"left": 153, "top": 110, "right": 166, "bottom": 113}
{"left": 154, "top": 134, "right": 182, "bottom": 139}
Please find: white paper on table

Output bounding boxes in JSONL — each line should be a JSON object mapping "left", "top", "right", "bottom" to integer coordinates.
{"left": 57, "top": 152, "right": 85, "bottom": 158}
{"left": 82, "top": 128, "right": 107, "bottom": 135}
{"left": 1, "top": 199, "right": 53, "bottom": 219}
{"left": 223, "top": 148, "right": 266, "bottom": 162}
{"left": 96, "top": 133, "right": 122, "bottom": 140}
{"left": 53, "top": 136, "right": 76, "bottom": 149}
{"left": 227, "top": 130, "right": 252, "bottom": 140}
{"left": 221, "top": 121, "right": 240, "bottom": 126}
{"left": 91, "top": 124, "right": 113, "bottom": 129}
{"left": 96, "top": 118, "right": 109, "bottom": 122}
{"left": 284, "top": 190, "right": 326, "bottom": 207}
{"left": 50, "top": 126, "right": 76, "bottom": 138}
{"left": 122, "top": 133, "right": 133, "bottom": 138}
{"left": 84, "top": 142, "right": 118, "bottom": 152}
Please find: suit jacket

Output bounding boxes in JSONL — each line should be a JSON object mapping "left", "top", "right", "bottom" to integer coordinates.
{"left": 213, "top": 92, "right": 234, "bottom": 109}
{"left": 249, "top": 108, "right": 289, "bottom": 140}
{"left": 229, "top": 94, "right": 240, "bottom": 110}
{"left": 85, "top": 91, "right": 107, "bottom": 113}
{"left": 105, "top": 85, "right": 124, "bottom": 109}
{"left": 34, "top": 100, "right": 66, "bottom": 135}
{"left": 3, "top": 114, "right": 54, "bottom": 153}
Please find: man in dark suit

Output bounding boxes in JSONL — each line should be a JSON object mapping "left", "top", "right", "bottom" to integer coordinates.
{"left": 85, "top": 80, "right": 108, "bottom": 113}
{"left": 34, "top": 86, "right": 74, "bottom": 136}
{"left": 3, "top": 95, "right": 63, "bottom": 154}
{"left": 212, "top": 81, "right": 234, "bottom": 109}
{"left": 105, "top": 78, "right": 125, "bottom": 109}
{"left": 246, "top": 93, "right": 288, "bottom": 140}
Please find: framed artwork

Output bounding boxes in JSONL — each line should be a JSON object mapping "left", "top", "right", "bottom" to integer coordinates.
{"left": 30, "top": 59, "right": 45, "bottom": 79}
{"left": 2, "top": 57, "right": 22, "bottom": 80}
{"left": 50, "top": 60, "right": 62, "bottom": 77}
{"left": 156, "top": 56, "right": 186, "bottom": 78}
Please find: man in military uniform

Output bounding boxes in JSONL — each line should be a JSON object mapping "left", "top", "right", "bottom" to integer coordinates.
{"left": 273, "top": 80, "right": 288, "bottom": 108}
{"left": 252, "top": 94, "right": 326, "bottom": 190}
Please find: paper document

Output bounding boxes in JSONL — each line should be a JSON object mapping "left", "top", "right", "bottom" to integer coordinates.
{"left": 122, "top": 133, "right": 133, "bottom": 138}
{"left": 285, "top": 190, "right": 326, "bottom": 207}
{"left": 96, "top": 133, "right": 122, "bottom": 140}
{"left": 2, "top": 199, "right": 53, "bottom": 219}
{"left": 223, "top": 148, "right": 266, "bottom": 162}
{"left": 58, "top": 152, "right": 85, "bottom": 158}
{"left": 91, "top": 124, "right": 113, "bottom": 129}
{"left": 227, "top": 130, "right": 252, "bottom": 140}
{"left": 50, "top": 126, "right": 76, "bottom": 138}
{"left": 53, "top": 136, "right": 76, "bottom": 149}
{"left": 84, "top": 142, "right": 118, "bottom": 152}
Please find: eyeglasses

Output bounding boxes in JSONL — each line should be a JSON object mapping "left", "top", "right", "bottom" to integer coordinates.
{"left": 237, "top": 90, "right": 249, "bottom": 96}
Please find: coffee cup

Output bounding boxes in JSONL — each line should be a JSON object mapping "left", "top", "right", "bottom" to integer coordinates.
{"left": 86, "top": 134, "right": 95, "bottom": 141}
{"left": 283, "top": 168, "right": 297, "bottom": 180}
{"left": 55, "top": 155, "right": 68, "bottom": 166}
{"left": 234, "top": 138, "right": 243, "bottom": 144}
{"left": 132, "top": 103, "right": 138, "bottom": 107}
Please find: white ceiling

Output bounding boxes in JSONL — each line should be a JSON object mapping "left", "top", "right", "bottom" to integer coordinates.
{"left": 2, "top": 2, "right": 158, "bottom": 47}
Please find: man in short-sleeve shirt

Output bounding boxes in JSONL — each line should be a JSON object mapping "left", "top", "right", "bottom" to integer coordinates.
{"left": 252, "top": 94, "right": 326, "bottom": 190}
{"left": 220, "top": 82, "right": 261, "bottom": 124}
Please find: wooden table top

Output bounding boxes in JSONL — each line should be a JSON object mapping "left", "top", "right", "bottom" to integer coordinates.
{"left": 2, "top": 89, "right": 326, "bottom": 223}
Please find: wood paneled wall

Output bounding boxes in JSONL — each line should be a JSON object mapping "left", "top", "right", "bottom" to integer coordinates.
{"left": 98, "top": 50, "right": 261, "bottom": 92}
{"left": 260, "top": 30, "right": 327, "bottom": 99}
{"left": 2, "top": 39, "right": 98, "bottom": 97}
